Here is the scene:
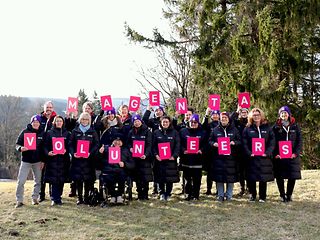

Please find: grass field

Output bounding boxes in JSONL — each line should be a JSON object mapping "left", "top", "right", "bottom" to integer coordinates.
{"left": 0, "top": 170, "right": 319, "bottom": 240}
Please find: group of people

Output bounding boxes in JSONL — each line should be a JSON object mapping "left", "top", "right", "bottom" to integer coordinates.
{"left": 14, "top": 100, "right": 302, "bottom": 208}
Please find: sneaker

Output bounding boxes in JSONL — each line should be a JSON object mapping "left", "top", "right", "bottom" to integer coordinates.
{"left": 15, "top": 202, "right": 24, "bottom": 208}
{"left": 110, "top": 197, "right": 116, "bottom": 204}
{"left": 286, "top": 194, "right": 292, "bottom": 202}
{"left": 259, "top": 199, "right": 266, "bottom": 203}
{"left": 76, "top": 199, "right": 84, "bottom": 205}
{"left": 39, "top": 197, "right": 45, "bottom": 202}
{"left": 249, "top": 196, "right": 256, "bottom": 202}
{"left": 116, "top": 196, "right": 124, "bottom": 204}
{"left": 160, "top": 194, "right": 166, "bottom": 201}
{"left": 217, "top": 196, "right": 224, "bottom": 202}
{"left": 280, "top": 196, "right": 287, "bottom": 202}
{"left": 225, "top": 197, "right": 232, "bottom": 201}
{"left": 68, "top": 192, "right": 76, "bottom": 197}
{"left": 51, "top": 201, "right": 56, "bottom": 206}
{"left": 165, "top": 195, "right": 170, "bottom": 201}
{"left": 32, "top": 199, "right": 39, "bottom": 205}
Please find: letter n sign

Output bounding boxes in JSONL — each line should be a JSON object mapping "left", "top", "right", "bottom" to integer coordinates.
{"left": 132, "top": 140, "right": 145, "bottom": 158}
{"left": 252, "top": 138, "right": 265, "bottom": 156}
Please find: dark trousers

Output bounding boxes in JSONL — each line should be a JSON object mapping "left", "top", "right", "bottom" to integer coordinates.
{"left": 158, "top": 182, "right": 173, "bottom": 197}
{"left": 184, "top": 168, "right": 202, "bottom": 198}
{"left": 136, "top": 180, "right": 149, "bottom": 199}
{"left": 51, "top": 183, "right": 64, "bottom": 202}
{"left": 276, "top": 178, "right": 296, "bottom": 197}
{"left": 239, "top": 162, "right": 246, "bottom": 190}
{"left": 105, "top": 181, "right": 125, "bottom": 197}
{"left": 39, "top": 166, "right": 52, "bottom": 199}
{"left": 76, "top": 180, "right": 93, "bottom": 201}
{"left": 207, "top": 178, "right": 213, "bottom": 192}
{"left": 247, "top": 181, "right": 267, "bottom": 200}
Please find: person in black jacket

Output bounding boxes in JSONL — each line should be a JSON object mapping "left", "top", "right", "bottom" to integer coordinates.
{"left": 127, "top": 114, "right": 153, "bottom": 200}
{"left": 15, "top": 115, "right": 45, "bottom": 208}
{"left": 99, "top": 138, "right": 135, "bottom": 204}
{"left": 44, "top": 115, "right": 71, "bottom": 206}
{"left": 273, "top": 106, "right": 302, "bottom": 202}
{"left": 143, "top": 105, "right": 165, "bottom": 195}
{"left": 69, "top": 112, "right": 99, "bottom": 205}
{"left": 230, "top": 107, "right": 249, "bottom": 196}
{"left": 242, "top": 108, "right": 275, "bottom": 202}
{"left": 119, "top": 105, "right": 133, "bottom": 143}
{"left": 209, "top": 112, "right": 241, "bottom": 202}
{"left": 202, "top": 108, "right": 220, "bottom": 195}
{"left": 152, "top": 116, "right": 180, "bottom": 201}
{"left": 179, "top": 114, "right": 206, "bottom": 200}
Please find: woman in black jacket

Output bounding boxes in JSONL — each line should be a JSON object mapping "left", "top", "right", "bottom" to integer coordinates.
{"left": 209, "top": 112, "right": 241, "bottom": 202}
{"left": 69, "top": 112, "right": 99, "bottom": 205}
{"left": 44, "top": 115, "right": 71, "bottom": 206}
{"left": 273, "top": 106, "right": 302, "bottom": 202}
{"left": 242, "top": 108, "right": 275, "bottom": 202}
{"left": 99, "top": 138, "right": 135, "bottom": 204}
{"left": 152, "top": 116, "right": 180, "bottom": 201}
{"left": 179, "top": 114, "right": 206, "bottom": 200}
{"left": 127, "top": 114, "right": 153, "bottom": 200}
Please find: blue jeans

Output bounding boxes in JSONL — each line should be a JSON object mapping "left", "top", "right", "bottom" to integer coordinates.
{"left": 216, "top": 182, "right": 234, "bottom": 199}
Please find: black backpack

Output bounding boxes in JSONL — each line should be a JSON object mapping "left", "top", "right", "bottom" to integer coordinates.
{"left": 87, "top": 188, "right": 101, "bottom": 206}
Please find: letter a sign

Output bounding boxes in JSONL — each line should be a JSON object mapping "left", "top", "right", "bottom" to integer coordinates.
{"left": 158, "top": 142, "right": 171, "bottom": 160}
{"left": 76, "top": 140, "right": 90, "bottom": 158}
{"left": 279, "top": 141, "right": 292, "bottom": 159}
{"left": 52, "top": 137, "right": 65, "bottom": 154}
{"left": 108, "top": 147, "right": 121, "bottom": 164}
{"left": 67, "top": 97, "right": 78, "bottom": 113}
{"left": 252, "top": 138, "right": 265, "bottom": 156}
{"left": 24, "top": 133, "right": 37, "bottom": 150}
{"left": 132, "top": 140, "right": 145, "bottom": 158}
{"left": 238, "top": 92, "right": 250, "bottom": 108}
{"left": 100, "top": 95, "right": 113, "bottom": 111}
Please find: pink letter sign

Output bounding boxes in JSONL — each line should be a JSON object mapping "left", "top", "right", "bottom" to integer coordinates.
{"left": 129, "top": 96, "right": 141, "bottom": 112}
{"left": 24, "top": 133, "right": 37, "bottom": 150}
{"left": 100, "top": 95, "right": 113, "bottom": 111}
{"left": 176, "top": 98, "right": 188, "bottom": 114}
{"left": 238, "top": 92, "right": 250, "bottom": 108}
{"left": 279, "top": 141, "right": 292, "bottom": 159}
{"left": 208, "top": 94, "right": 220, "bottom": 110}
{"left": 252, "top": 138, "right": 265, "bottom": 156}
{"left": 218, "top": 137, "right": 231, "bottom": 155}
{"left": 108, "top": 147, "right": 121, "bottom": 164}
{"left": 67, "top": 97, "right": 78, "bottom": 113}
{"left": 76, "top": 140, "right": 90, "bottom": 158}
{"left": 52, "top": 137, "right": 65, "bottom": 154}
{"left": 149, "top": 91, "right": 160, "bottom": 106}
{"left": 158, "top": 142, "right": 171, "bottom": 160}
{"left": 132, "top": 140, "right": 145, "bottom": 158}
{"left": 187, "top": 137, "right": 199, "bottom": 154}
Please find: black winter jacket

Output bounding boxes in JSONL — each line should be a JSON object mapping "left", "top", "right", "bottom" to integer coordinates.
{"left": 44, "top": 127, "right": 71, "bottom": 183}
{"left": 16, "top": 124, "right": 45, "bottom": 163}
{"left": 242, "top": 123, "right": 275, "bottom": 182}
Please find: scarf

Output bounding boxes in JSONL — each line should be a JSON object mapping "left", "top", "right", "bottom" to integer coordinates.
{"left": 79, "top": 124, "right": 90, "bottom": 133}
{"left": 108, "top": 118, "right": 118, "bottom": 127}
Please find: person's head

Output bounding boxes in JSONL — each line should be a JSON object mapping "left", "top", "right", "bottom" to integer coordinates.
{"left": 211, "top": 110, "right": 220, "bottom": 121}
{"left": 278, "top": 106, "right": 291, "bottom": 121}
{"left": 112, "top": 138, "right": 123, "bottom": 147}
{"left": 155, "top": 106, "right": 164, "bottom": 118}
{"left": 132, "top": 114, "right": 143, "bottom": 128}
{"left": 189, "top": 114, "right": 200, "bottom": 129}
{"left": 53, "top": 115, "right": 64, "bottom": 129}
{"left": 184, "top": 107, "right": 194, "bottom": 122}
{"left": 30, "top": 114, "right": 41, "bottom": 130}
{"left": 43, "top": 101, "right": 54, "bottom": 116}
{"left": 82, "top": 102, "right": 94, "bottom": 114}
{"left": 160, "top": 116, "right": 171, "bottom": 129}
{"left": 120, "top": 105, "right": 129, "bottom": 116}
{"left": 220, "top": 112, "right": 230, "bottom": 126}
{"left": 78, "top": 112, "right": 91, "bottom": 127}
{"left": 248, "top": 108, "right": 266, "bottom": 125}
{"left": 106, "top": 107, "right": 116, "bottom": 121}
{"left": 240, "top": 108, "right": 249, "bottom": 119}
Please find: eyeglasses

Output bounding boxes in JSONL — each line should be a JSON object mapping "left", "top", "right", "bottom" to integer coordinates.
{"left": 190, "top": 121, "right": 198, "bottom": 124}
{"left": 82, "top": 119, "right": 90, "bottom": 121}
{"left": 252, "top": 114, "right": 261, "bottom": 117}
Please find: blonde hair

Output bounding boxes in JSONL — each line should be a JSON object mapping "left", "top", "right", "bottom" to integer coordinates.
{"left": 78, "top": 112, "right": 92, "bottom": 126}
{"left": 247, "top": 107, "right": 267, "bottom": 127}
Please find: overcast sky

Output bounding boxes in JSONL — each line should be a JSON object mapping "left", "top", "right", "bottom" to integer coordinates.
{"left": 0, "top": 0, "right": 168, "bottom": 100}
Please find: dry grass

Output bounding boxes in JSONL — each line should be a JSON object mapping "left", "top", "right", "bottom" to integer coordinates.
{"left": 0, "top": 170, "right": 320, "bottom": 240}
